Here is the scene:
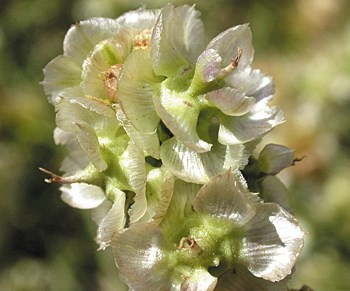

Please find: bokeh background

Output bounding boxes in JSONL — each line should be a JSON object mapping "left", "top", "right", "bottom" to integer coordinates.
{"left": 1, "top": 0, "right": 350, "bottom": 290}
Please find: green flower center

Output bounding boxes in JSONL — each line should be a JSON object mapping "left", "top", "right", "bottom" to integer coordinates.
{"left": 164, "top": 214, "right": 243, "bottom": 277}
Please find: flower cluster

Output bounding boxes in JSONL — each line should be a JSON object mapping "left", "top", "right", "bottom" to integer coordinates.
{"left": 42, "top": 4, "right": 304, "bottom": 290}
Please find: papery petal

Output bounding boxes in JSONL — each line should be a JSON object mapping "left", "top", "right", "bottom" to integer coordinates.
{"left": 60, "top": 183, "right": 105, "bottom": 209}
{"left": 194, "top": 171, "right": 255, "bottom": 226}
{"left": 160, "top": 138, "right": 249, "bottom": 184}
{"left": 239, "top": 203, "right": 304, "bottom": 281}
{"left": 70, "top": 96, "right": 116, "bottom": 118}
{"left": 119, "top": 142, "right": 147, "bottom": 223}
{"left": 257, "top": 144, "right": 294, "bottom": 175}
{"left": 215, "top": 264, "right": 288, "bottom": 291}
{"left": 181, "top": 268, "right": 217, "bottom": 291}
{"left": 96, "top": 189, "right": 126, "bottom": 250}
{"left": 118, "top": 48, "right": 161, "bottom": 133}
{"left": 42, "top": 55, "right": 82, "bottom": 103}
{"left": 218, "top": 101, "right": 284, "bottom": 145}
{"left": 63, "top": 18, "right": 119, "bottom": 63}
{"left": 54, "top": 127, "right": 89, "bottom": 171}
{"left": 226, "top": 67, "right": 274, "bottom": 102}
{"left": 140, "top": 168, "right": 164, "bottom": 222}
{"left": 207, "top": 24, "right": 253, "bottom": 72}
{"left": 81, "top": 34, "right": 133, "bottom": 99}
{"left": 91, "top": 198, "right": 113, "bottom": 226}
{"left": 115, "top": 9, "right": 160, "bottom": 33}
{"left": 194, "top": 48, "right": 222, "bottom": 83}
{"left": 206, "top": 87, "right": 255, "bottom": 116}
{"left": 56, "top": 97, "right": 119, "bottom": 138}
{"left": 112, "top": 222, "right": 173, "bottom": 290}
{"left": 73, "top": 121, "right": 107, "bottom": 171}
{"left": 116, "top": 107, "right": 160, "bottom": 159}
{"left": 152, "top": 170, "right": 175, "bottom": 223}
{"left": 55, "top": 98, "right": 119, "bottom": 170}
{"left": 154, "top": 85, "right": 211, "bottom": 152}
{"left": 151, "top": 3, "right": 205, "bottom": 77}
{"left": 160, "top": 180, "right": 201, "bottom": 240}
{"left": 259, "top": 176, "right": 291, "bottom": 212}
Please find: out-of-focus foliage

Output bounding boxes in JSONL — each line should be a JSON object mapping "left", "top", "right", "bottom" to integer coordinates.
{"left": 0, "top": 0, "right": 349, "bottom": 290}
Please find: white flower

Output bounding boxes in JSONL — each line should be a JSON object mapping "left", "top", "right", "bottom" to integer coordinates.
{"left": 117, "top": 4, "right": 283, "bottom": 183}
{"left": 112, "top": 171, "right": 304, "bottom": 290}
{"left": 42, "top": 9, "right": 160, "bottom": 103}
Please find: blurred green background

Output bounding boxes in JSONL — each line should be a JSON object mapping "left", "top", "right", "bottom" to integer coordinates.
{"left": 1, "top": 0, "right": 350, "bottom": 290}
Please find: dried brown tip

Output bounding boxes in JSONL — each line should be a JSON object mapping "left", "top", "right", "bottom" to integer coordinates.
{"left": 39, "top": 167, "right": 74, "bottom": 184}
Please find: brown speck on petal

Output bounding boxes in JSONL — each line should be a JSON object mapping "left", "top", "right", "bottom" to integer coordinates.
{"left": 103, "top": 64, "right": 123, "bottom": 102}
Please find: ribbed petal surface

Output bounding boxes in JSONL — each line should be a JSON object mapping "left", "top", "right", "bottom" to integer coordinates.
{"left": 151, "top": 4, "right": 205, "bottom": 77}
{"left": 118, "top": 48, "right": 161, "bottom": 133}
{"left": 96, "top": 190, "right": 126, "bottom": 250}
{"left": 119, "top": 142, "right": 147, "bottom": 223}
{"left": 218, "top": 100, "right": 284, "bottom": 145}
{"left": 116, "top": 107, "right": 160, "bottom": 159}
{"left": 206, "top": 24, "right": 253, "bottom": 72}
{"left": 215, "top": 265, "right": 288, "bottom": 291}
{"left": 154, "top": 85, "right": 211, "bottom": 152}
{"left": 112, "top": 222, "right": 172, "bottom": 291}
{"left": 161, "top": 138, "right": 249, "bottom": 184}
{"left": 42, "top": 55, "right": 82, "bottom": 103}
{"left": 63, "top": 18, "right": 119, "bottom": 63}
{"left": 239, "top": 203, "right": 304, "bottom": 281}
{"left": 206, "top": 87, "right": 255, "bottom": 116}
{"left": 194, "top": 171, "right": 255, "bottom": 226}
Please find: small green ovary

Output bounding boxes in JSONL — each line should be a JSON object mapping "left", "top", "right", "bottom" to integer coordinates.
{"left": 196, "top": 108, "right": 221, "bottom": 144}
{"left": 166, "top": 214, "right": 243, "bottom": 273}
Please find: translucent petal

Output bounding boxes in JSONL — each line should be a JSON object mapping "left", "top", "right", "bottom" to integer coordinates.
{"left": 181, "top": 268, "right": 217, "bottom": 291}
{"left": 54, "top": 128, "right": 89, "bottom": 174}
{"left": 224, "top": 143, "right": 253, "bottom": 171}
{"left": 91, "top": 198, "right": 113, "bottom": 226}
{"left": 206, "top": 87, "right": 256, "bottom": 116}
{"left": 226, "top": 67, "right": 274, "bottom": 102}
{"left": 60, "top": 183, "right": 105, "bottom": 209}
{"left": 194, "top": 48, "right": 222, "bottom": 83}
{"left": 193, "top": 171, "right": 255, "bottom": 226}
{"left": 55, "top": 99, "right": 87, "bottom": 131}
{"left": 151, "top": 3, "right": 205, "bottom": 77}
{"left": 160, "top": 138, "right": 249, "bottom": 184}
{"left": 154, "top": 84, "right": 211, "bottom": 152}
{"left": 218, "top": 102, "right": 284, "bottom": 145}
{"left": 207, "top": 24, "right": 253, "bottom": 72}
{"left": 115, "top": 9, "right": 160, "bottom": 33}
{"left": 152, "top": 170, "right": 175, "bottom": 223}
{"left": 141, "top": 168, "right": 164, "bottom": 222}
{"left": 160, "top": 180, "right": 201, "bottom": 240}
{"left": 63, "top": 18, "right": 119, "bottom": 63}
{"left": 259, "top": 176, "right": 291, "bottom": 212}
{"left": 116, "top": 107, "right": 160, "bottom": 159}
{"left": 215, "top": 264, "right": 289, "bottom": 291}
{"left": 81, "top": 34, "right": 133, "bottom": 100}
{"left": 118, "top": 48, "right": 161, "bottom": 133}
{"left": 42, "top": 55, "right": 82, "bottom": 102}
{"left": 70, "top": 96, "right": 116, "bottom": 118}
{"left": 55, "top": 98, "right": 119, "bottom": 170}
{"left": 56, "top": 97, "right": 119, "bottom": 138}
{"left": 73, "top": 121, "right": 108, "bottom": 172}
{"left": 96, "top": 190, "right": 126, "bottom": 250}
{"left": 257, "top": 144, "right": 295, "bottom": 175}
{"left": 111, "top": 222, "right": 173, "bottom": 290}
{"left": 119, "top": 142, "right": 147, "bottom": 223}
{"left": 239, "top": 203, "right": 304, "bottom": 281}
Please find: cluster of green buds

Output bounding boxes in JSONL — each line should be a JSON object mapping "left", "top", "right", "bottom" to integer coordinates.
{"left": 42, "top": 4, "right": 304, "bottom": 290}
